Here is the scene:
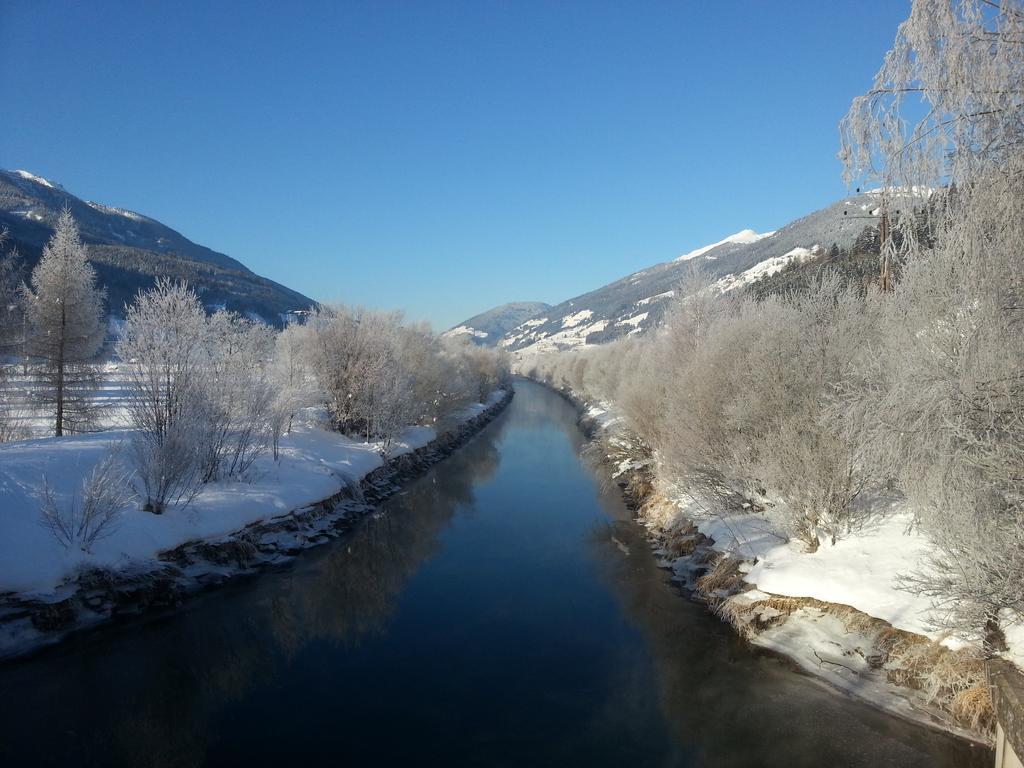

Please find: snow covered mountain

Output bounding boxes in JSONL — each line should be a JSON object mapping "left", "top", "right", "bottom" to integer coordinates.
{"left": 444, "top": 301, "right": 551, "bottom": 346}
{"left": 674, "top": 228, "right": 774, "bottom": 262}
{"left": 0, "top": 169, "right": 313, "bottom": 324}
{"left": 499, "top": 191, "right": 923, "bottom": 354}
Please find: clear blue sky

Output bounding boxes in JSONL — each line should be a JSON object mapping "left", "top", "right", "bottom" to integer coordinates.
{"left": 1, "top": 1, "right": 909, "bottom": 329}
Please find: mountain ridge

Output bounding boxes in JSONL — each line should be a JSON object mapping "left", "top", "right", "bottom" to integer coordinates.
{"left": 496, "top": 190, "right": 924, "bottom": 355}
{"left": 0, "top": 169, "right": 313, "bottom": 325}
{"left": 443, "top": 301, "right": 551, "bottom": 347}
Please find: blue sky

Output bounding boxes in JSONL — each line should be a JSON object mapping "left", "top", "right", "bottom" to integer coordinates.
{"left": 1, "top": 1, "right": 909, "bottom": 329}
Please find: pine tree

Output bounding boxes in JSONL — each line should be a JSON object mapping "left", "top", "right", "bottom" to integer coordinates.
{"left": 0, "top": 228, "right": 24, "bottom": 354}
{"left": 23, "top": 209, "right": 106, "bottom": 436}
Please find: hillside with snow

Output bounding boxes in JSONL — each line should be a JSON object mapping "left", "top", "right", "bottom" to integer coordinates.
{"left": 443, "top": 301, "right": 550, "bottom": 347}
{"left": 498, "top": 190, "right": 926, "bottom": 355}
{"left": 0, "top": 169, "right": 313, "bottom": 325}
{"left": 674, "top": 228, "right": 773, "bottom": 262}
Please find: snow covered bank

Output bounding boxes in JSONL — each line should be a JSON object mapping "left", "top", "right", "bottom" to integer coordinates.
{"left": 0, "top": 389, "right": 512, "bottom": 659}
{"left": 563, "top": 389, "right": 997, "bottom": 743}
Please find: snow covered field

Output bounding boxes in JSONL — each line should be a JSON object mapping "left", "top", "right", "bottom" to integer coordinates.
{"left": 0, "top": 390, "right": 506, "bottom": 598}
{"left": 0, "top": 361, "right": 134, "bottom": 438}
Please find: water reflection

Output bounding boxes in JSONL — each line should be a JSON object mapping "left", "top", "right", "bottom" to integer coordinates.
{"left": 585, "top": 503, "right": 989, "bottom": 767}
{"left": 0, "top": 414, "right": 508, "bottom": 767}
{"left": 0, "top": 381, "right": 989, "bottom": 767}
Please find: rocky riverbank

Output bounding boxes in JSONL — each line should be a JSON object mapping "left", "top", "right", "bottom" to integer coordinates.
{"left": 549, "top": 382, "right": 994, "bottom": 746}
{"left": 0, "top": 388, "right": 513, "bottom": 661}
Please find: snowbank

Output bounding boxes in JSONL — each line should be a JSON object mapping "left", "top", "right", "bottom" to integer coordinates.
{"left": 0, "top": 392, "right": 506, "bottom": 598}
{"left": 692, "top": 509, "right": 966, "bottom": 648}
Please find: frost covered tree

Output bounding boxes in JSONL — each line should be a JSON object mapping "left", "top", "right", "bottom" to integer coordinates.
{"left": 22, "top": 209, "right": 106, "bottom": 436}
{"left": 841, "top": 0, "right": 1024, "bottom": 194}
{"left": 0, "top": 228, "right": 24, "bottom": 354}
{"left": 851, "top": 201, "right": 1024, "bottom": 642}
{"left": 118, "top": 280, "right": 282, "bottom": 511}
{"left": 0, "top": 230, "right": 26, "bottom": 442}
{"left": 199, "top": 310, "right": 276, "bottom": 481}
{"left": 840, "top": 0, "right": 1024, "bottom": 643}
{"left": 297, "top": 305, "right": 507, "bottom": 449}
{"left": 268, "top": 323, "right": 318, "bottom": 459}
{"left": 117, "top": 279, "right": 211, "bottom": 512}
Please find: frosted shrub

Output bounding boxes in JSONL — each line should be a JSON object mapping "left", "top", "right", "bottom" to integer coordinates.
{"left": 854, "top": 176, "right": 1024, "bottom": 639}
{"left": 40, "top": 453, "right": 133, "bottom": 552}
{"left": 197, "top": 311, "right": 276, "bottom": 481}
{"left": 119, "top": 280, "right": 286, "bottom": 509}
{"left": 840, "top": 0, "right": 1024, "bottom": 641}
{"left": 118, "top": 280, "right": 210, "bottom": 513}
{"left": 299, "top": 306, "right": 509, "bottom": 448}
{"left": 268, "top": 324, "right": 318, "bottom": 459}
{"left": 525, "top": 272, "right": 879, "bottom": 550}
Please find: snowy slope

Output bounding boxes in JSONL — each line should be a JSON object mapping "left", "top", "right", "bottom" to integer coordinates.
{"left": 0, "top": 169, "right": 314, "bottom": 324}
{"left": 443, "top": 301, "right": 550, "bottom": 347}
{"left": 674, "top": 228, "right": 773, "bottom": 262}
{"left": 500, "top": 191, "right": 926, "bottom": 355}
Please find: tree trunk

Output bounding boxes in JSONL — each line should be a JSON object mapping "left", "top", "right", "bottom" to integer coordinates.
{"left": 55, "top": 302, "right": 66, "bottom": 437}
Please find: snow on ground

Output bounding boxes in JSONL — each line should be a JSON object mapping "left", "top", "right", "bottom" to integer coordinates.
{"left": 682, "top": 504, "right": 960, "bottom": 646}
{"left": 443, "top": 325, "right": 488, "bottom": 340}
{"left": 511, "top": 318, "right": 608, "bottom": 355}
{"left": 519, "top": 317, "right": 547, "bottom": 329}
{"left": 0, "top": 362, "right": 134, "bottom": 439}
{"left": 711, "top": 245, "right": 819, "bottom": 293}
{"left": 584, "top": 402, "right": 624, "bottom": 432}
{"left": 1001, "top": 619, "right": 1024, "bottom": 668}
{"left": 561, "top": 309, "right": 594, "bottom": 328}
{"left": 578, "top": 394, "right": 968, "bottom": 653}
{"left": 0, "top": 391, "right": 505, "bottom": 597}
{"left": 85, "top": 200, "right": 146, "bottom": 222}
{"left": 498, "top": 317, "right": 548, "bottom": 349}
{"left": 734, "top": 591, "right": 983, "bottom": 737}
{"left": 674, "top": 229, "right": 774, "bottom": 262}
{"left": 616, "top": 312, "right": 648, "bottom": 328}
{"left": 637, "top": 290, "right": 674, "bottom": 306}
{"left": 12, "top": 170, "right": 58, "bottom": 189}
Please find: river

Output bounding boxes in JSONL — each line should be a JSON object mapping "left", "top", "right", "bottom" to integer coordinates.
{"left": 0, "top": 379, "right": 989, "bottom": 766}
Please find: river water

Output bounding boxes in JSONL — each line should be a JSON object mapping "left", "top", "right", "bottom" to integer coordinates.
{"left": 0, "top": 380, "right": 990, "bottom": 766}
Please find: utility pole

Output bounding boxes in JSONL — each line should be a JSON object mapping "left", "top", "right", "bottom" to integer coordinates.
{"left": 878, "top": 210, "right": 893, "bottom": 292}
{"left": 843, "top": 189, "right": 898, "bottom": 292}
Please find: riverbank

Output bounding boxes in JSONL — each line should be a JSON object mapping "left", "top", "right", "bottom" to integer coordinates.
{"left": 542, "top": 380, "right": 995, "bottom": 746}
{"left": 0, "top": 378, "right": 985, "bottom": 767}
{"left": 0, "top": 388, "right": 513, "bottom": 660}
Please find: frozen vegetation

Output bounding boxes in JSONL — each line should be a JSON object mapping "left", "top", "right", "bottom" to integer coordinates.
{"left": 518, "top": 0, "right": 1024, "bottom": 739}
{"left": 0, "top": 216, "right": 510, "bottom": 599}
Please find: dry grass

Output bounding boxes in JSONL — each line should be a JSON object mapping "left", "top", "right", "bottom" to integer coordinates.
{"left": 952, "top": 684, "right": 995, "bottom": 732}
{"left": 584, "top": 403, "right": 996, "bottom": 738}
{"left": 717, "top": 591, "right": 995, "bottom": 735}
{"left": 695, "top": 555, "right": 744, "bottom": 605}
{"left": 624, "top": 473, "right": 654, "bottom": 505}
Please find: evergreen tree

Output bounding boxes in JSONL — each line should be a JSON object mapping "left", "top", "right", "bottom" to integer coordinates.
{"left": 23, "top": 209, "right": 106, "bottom": 436}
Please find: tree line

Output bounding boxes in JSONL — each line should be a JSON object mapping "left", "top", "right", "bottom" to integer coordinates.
{"left": 0, "top": 210, "right": 508, "bottom": 542}
{"left": 526, "top": 0, "right": 1024, "bottom": 648}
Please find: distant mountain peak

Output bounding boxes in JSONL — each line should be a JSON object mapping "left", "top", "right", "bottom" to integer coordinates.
{"left": 444, "top": 301, "right": 551, "bottom": 347}
{"left": 12, "top": 169, "right": 62, "bottom": 190}
{"left": 675, "top": 228, "right": 774, "bottom": 262}
{"left": 85, "top": 200, "right": 149, "bottom": 223}
{"left": 0, "top": 168, "right": 313, "bottom": 325}
{"left": 500, "top": 191, "right": 909, "bottom": 355}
